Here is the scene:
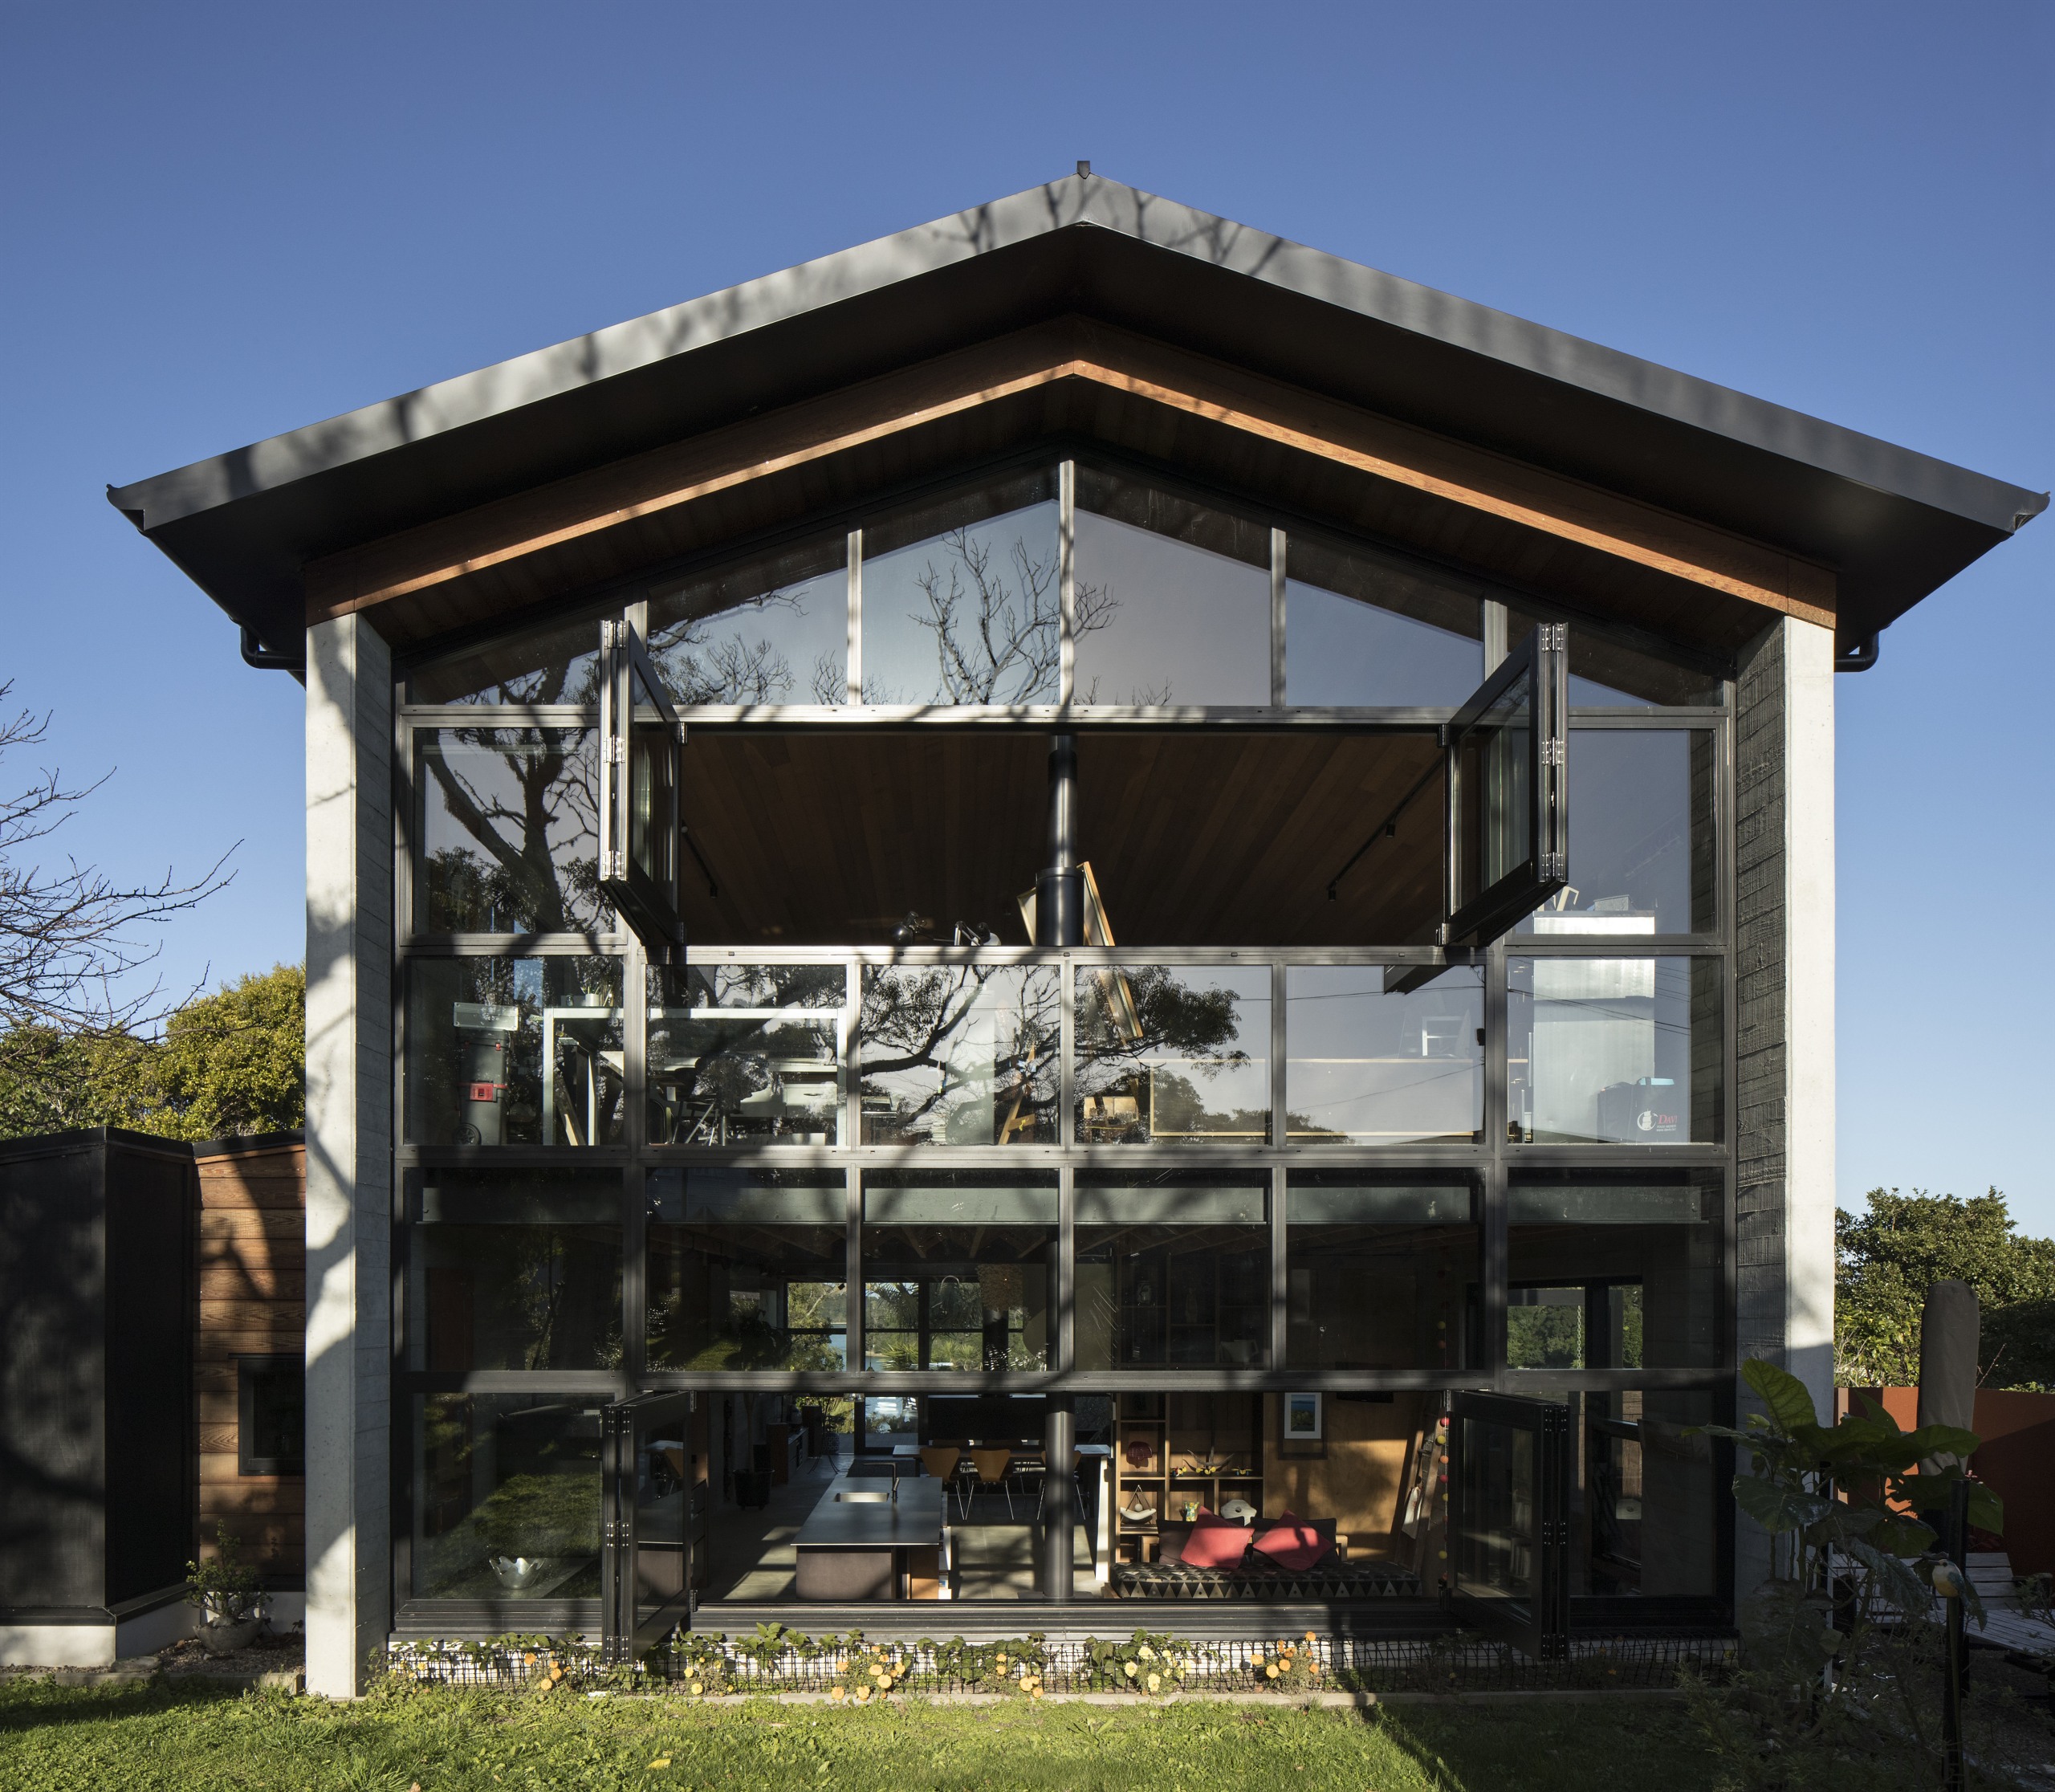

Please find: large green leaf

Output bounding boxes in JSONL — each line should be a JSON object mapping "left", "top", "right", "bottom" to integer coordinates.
{"left": 1742, "top": 1358, "right": 1820, "bottom": 1436}
{"left": 1733, "top": 1473, "right": 1829, "bottom": 1535}
{"left": 1901, "top": 1423, "right": 1982, "bottom": 1463}
{"left": 1843, "top": 1538, "right": 1932, "bottom": 1619}
{"left": 1870, "top": 1513, "right": 1938, "bottom": 1558}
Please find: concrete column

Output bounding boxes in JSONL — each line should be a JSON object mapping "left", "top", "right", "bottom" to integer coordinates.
{"left": 304, "top": 613, "right": 393, "bottom": 1696}
{"left": 1733, "top": 616, "right": 1836, "bottom": 1594}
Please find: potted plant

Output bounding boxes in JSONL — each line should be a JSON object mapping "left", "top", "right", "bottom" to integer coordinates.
{"left": 185, "top": 1523, "right": 271, "bottom": 1656}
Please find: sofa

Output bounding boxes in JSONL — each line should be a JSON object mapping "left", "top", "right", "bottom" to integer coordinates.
{"left": 1112, "top": 1516, "right": 1422, "bottom": 1602}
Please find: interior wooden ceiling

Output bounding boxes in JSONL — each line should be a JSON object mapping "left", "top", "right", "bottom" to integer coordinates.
{"left": 679, "top": 729, "right": 1443, "bottom": 950}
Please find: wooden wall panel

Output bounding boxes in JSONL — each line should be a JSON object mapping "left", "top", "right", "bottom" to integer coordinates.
{"left": 192, "top": 1142, "right": 305, "bottom": 1586}
{"left": 1262, "top": 1392, "right": 1431, "bottom": 1557}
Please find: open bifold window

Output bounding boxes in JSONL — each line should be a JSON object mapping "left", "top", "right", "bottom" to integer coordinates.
{"left": 599, "top": 620, "right": 686, "bottom": 959}
{"left": 1443, "top": 623, "right": 1569, "bottom": 949}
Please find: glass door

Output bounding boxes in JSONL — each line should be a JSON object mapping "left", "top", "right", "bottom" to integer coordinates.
{"left": 1447, "top": 1391, "right": 1571, "bottom": 1660}
{"left": 1443, "top": 624, "right": 1569, "bottom": 948}
{"left": 600, "top": 1391, "right": 697, "bottom": 1661}
{"left": 599, "top": 618, "right": 686, "bottom": 959}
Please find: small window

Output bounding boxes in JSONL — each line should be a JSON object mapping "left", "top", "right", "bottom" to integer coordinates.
{"left": 238, "top": 1355, "right": 304, "bottom": 1476}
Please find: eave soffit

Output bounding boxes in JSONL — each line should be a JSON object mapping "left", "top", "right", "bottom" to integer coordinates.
{"left": 313, "top": 318, "right": 1834, "bottom": 669}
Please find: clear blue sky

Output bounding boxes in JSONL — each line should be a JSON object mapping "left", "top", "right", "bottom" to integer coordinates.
{"left": 2, "top": 5, "right": 2048, "bottom": 1223}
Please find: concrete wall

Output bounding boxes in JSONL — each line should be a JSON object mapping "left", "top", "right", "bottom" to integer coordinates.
{"left": 304, "top": 614, "right": 393, "bottom": 1698}
{"left": 1734, "top": 617, "right": 1837, "bottom": 1591}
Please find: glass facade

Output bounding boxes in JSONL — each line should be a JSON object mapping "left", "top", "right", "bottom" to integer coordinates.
{"left": 392, "top": 451, "right": 1736, "bottom": 1623}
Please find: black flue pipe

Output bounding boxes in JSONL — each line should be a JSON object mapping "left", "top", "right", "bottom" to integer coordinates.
{"left": 1035, "top": 735, "right": 1083, "bottom": 950}
{"left": 1037, "top": 735, "right": 1080, "bottom": 1599}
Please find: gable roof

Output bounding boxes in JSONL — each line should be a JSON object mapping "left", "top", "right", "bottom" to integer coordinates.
{"left": 108, "top": 171, "right": 2044, "bottom": 660}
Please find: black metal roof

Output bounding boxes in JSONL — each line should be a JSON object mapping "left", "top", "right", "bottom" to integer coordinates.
{"left": 108, "top": 172, "right": 2045, "bottom": 658}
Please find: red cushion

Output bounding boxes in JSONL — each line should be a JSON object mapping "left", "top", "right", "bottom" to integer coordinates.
{"left": 1175, "top": 1511, "right": 1250, "bottom": 1570}
{"left": 1250, "top": 1511, "right": 1326, "bottom": 1572}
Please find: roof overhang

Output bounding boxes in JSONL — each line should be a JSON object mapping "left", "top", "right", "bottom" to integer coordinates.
{"left": 108, "top": 173, "right": 2045, "bottom": 662}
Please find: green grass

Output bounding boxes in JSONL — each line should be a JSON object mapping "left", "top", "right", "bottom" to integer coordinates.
{"left": 0, "top": 1680, "right": 1724, "bottom": 1791}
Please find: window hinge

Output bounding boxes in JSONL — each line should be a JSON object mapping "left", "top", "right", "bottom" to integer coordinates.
{"left": 604, "top": 735, "right": 625, "bottom": 764}
{"left": 1539, "top": 853, "right": 1567, "bottom": 882}
{"left": 1540, "top": 738, "right": 1565, "bottom": 766}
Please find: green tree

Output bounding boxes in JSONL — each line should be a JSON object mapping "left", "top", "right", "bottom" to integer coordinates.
{"left": 145, "top": 963, "right": 304, "bottom": 1139}
{"left": 0, "top": 1022, "right": 158, "bottom": 1135}
{"left": 1836, "top": 1187, "right": 2055, "bottom": 1390}
{"left": 0, "top": 963, "right": 303, "bottom": 1142}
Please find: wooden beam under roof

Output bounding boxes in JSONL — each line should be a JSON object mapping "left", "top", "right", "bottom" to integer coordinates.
{"left": 304, "top": 321, "right": 1835, "bottom": 661}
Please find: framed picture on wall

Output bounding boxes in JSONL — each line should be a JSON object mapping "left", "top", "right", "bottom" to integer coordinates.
{"left": 1283, "top": 1392, "right": 1323, "bottom": 1443}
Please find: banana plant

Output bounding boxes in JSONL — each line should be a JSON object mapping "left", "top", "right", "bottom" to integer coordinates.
{"left": 1696, "top": 1358, "right": 2004, "bottom": 1631}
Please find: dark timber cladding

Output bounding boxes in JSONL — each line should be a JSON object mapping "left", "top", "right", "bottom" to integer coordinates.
{"left": 0, "top": 1130, "right": 193, "bottom": 1615}
{"left": 106, "top": 174, "right": 2043, "bottom": 663}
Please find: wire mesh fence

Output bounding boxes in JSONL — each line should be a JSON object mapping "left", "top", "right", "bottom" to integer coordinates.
{"left": 388, "top": 1627, "right": 1734, "bottom": 1697}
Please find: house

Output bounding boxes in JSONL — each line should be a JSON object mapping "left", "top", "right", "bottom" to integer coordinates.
{"left": 106, "top": 173, "right": 2044, "bottom": 1696}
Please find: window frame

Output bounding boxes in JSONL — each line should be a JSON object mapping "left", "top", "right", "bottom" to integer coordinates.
{"left": 237, "top": 1353, "right": 306, "bottom": 1477}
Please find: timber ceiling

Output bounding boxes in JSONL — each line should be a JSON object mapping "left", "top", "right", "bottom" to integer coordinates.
{"left": 321, "top": 322, "right": 1831, "bottom": 678}
{"left": 679, "top": 730, "right": 1443, "bottom": 950}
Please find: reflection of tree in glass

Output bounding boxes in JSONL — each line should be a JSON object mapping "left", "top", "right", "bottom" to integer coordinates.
{"left": 456, "top": 1227, "right": 620, "bottom": 1370}
{"left": 653, "top": 963, "right": 842, "bottom": 1142}
{"left": 650, "top": 589, "right": 844, "bottom": 705}
{"left": 878, "top": 527, "right": 1113, "bottom": 705}
{"left": 650, "top": 1297, "right": 844, "bottom": 1375}
{"left": 1074, "top": 965, "right": 1241, "bottom": 1085}
{"left": 421, "top": 730, "right": 601, "bottom": 933}
{"left": 858, "top": 966, "right": 1060, "bottom": 1142}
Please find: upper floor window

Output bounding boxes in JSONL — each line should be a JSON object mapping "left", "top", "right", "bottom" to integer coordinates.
{"left": 401, "top": 459, "right": 1729, "bottom": 719}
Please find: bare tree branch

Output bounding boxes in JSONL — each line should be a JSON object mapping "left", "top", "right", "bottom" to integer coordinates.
{"left": 0, "top": 685, "right": 235, "bottom": 1029}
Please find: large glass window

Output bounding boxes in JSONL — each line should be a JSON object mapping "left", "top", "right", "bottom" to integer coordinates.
{"left": 862, "top": 1172, "right": 1057, "bottom": 1372}
{"left": 647, "top": 962, "right": 845, "bottom": 1144}
{"left": 1284, "top": 966, "right": 1482, "bottom": 1142}
{"left": 1521, "top": 731, "right": 1715, "bottom": 937}
{"left": 857, "top": 963, "right": 1059, "bottom": 1144}
{"left": 1286, "top": 1176, "right": 1479, "bottom": 1370}
{"left": 861, "top": 470, "right": 1060, "bottom": 705}
{"left": 412, "top": 729, "right": 603, "bottom": 935}
{"left": 407, "top": 613, "right": 609, "bottom": 707}
{"left": 1507, "top": 1175, "right": 1723, "bottom": 1370}
{"left": 647, "top": 536, "right": 847, "bottom": 706}
{"left": 1507, "top": 956, "right": 1723, "bottom": 1145}
{"left": 1285, "top": 535, "right": 1483, "bottom": 706}
{"left": 645, "top": 1170, "right": 848, "bottom": 1371}
{"left": 1075, "top": 1175, "right": 1268, "bottom": 1369}
{"left": 1073, "top": 468, "right": 1270, "bottom": 706}
{"left": 1075, "top": 965, "right": 1270, "bottom": 1145}
{"left": 405, "top": 956, "right": 624, "bottom": 1146}
{"left": 411, "top": 1395, "right": 604, "bottom": 1601}
{"left": 405, "top": 1169, "right": 622, "bottom": 1372}
{"left": 1505, "top": 604, "right": 1724, "bottom": 707}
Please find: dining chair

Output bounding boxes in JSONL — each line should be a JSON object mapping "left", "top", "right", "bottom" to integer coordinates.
{"left": 1036, "top": 1447, "right": 1089, "bottom": 1523}
{"left": 967, "top": 1447, "right": 1014, "bottom": 1521}
{"left": 918, "top": 1445, "right": 966, "bottom": 1519}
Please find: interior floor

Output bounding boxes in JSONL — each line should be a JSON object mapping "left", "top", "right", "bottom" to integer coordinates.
{"left": 701, "top": 1444, "right": 1097, "bottom": 1604}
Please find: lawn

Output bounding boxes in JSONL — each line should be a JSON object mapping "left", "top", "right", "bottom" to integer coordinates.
{"left": 0, "top": 1680, "right": 1727, "bottom": 1792}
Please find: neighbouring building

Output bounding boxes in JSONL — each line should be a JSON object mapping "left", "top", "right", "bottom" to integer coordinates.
{"left": 105, "top": 175, "right": 2043, "bottom": 1696}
